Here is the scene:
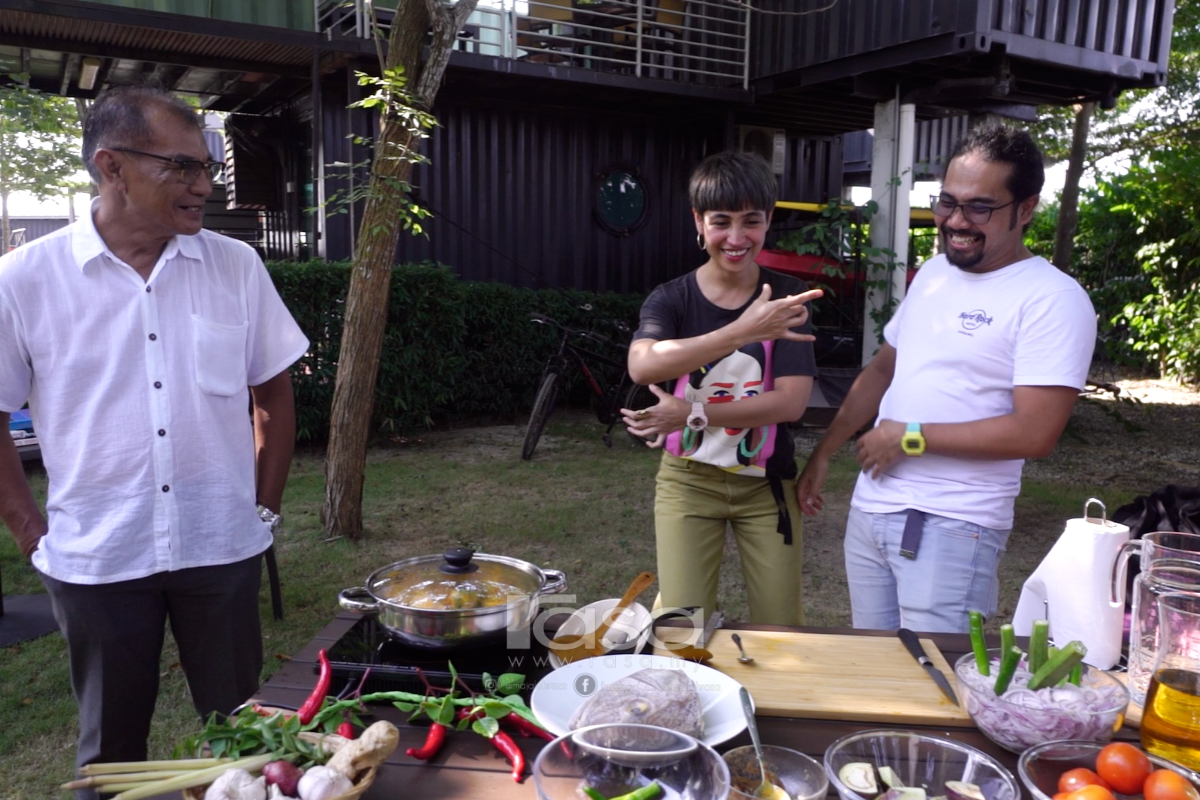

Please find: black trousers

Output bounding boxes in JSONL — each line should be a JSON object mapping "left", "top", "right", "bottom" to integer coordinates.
{"left": 40, "top": 553, "right": 264, "bottom": 799}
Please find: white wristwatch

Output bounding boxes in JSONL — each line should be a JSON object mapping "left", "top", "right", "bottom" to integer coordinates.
{"left": 685, "top": 401, "right": 708, "bottom": 432}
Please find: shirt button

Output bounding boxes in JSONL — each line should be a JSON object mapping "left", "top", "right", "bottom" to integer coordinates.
{"left": 158, "top": 429, "right": 166, "bottom": 436}
{"left": 149, "top": 333, "right": 157, "bottom": 341}
{"left": 146, "top": 286, "right": 152, "bottom": 293}
{"left": 162, "top": 485, "right": 170, "bottom": 492}
{"left": 154, "top": 381, "right": 162, "bottom": 389}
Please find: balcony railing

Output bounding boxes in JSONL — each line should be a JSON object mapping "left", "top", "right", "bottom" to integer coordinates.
{"left": 317, "top": 0, "right": 749, "bottom": 88}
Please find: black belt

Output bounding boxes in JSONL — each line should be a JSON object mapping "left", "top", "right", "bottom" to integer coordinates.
{"left": 900, "top": 508, "right": 923, "bottom": 559}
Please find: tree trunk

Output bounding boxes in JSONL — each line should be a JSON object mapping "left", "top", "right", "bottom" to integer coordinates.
{"left": 1052, "top": 102, "right": 1094, "bottom": 273}
{"left": 322, "top": 0, "right": 478, "bottom": 540}
{"left": 1, "top": 187, "right": 9, "bottom": 253}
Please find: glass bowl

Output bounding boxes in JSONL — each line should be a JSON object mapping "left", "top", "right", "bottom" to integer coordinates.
{"left": 724, "top": 744, "right": 829, "bottom": 800}
{"left": 1018, "top": 739, "right": 1200, "bottom": 800}
{"left": 533, "top": 723, "right": 730, "bottom": 800}
{"left": 954, "top": 650, "right": 1130, "bottom": 753}
{"left": 824, "top": 729, "right": 1020, "bottom": 800}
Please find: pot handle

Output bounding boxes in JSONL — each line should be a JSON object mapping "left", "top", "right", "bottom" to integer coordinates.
{"left": 539, "top": 569, "right": 568, "bottom": 596}
{"left": 338, "top": 587, "right": 380, "bottom": 615}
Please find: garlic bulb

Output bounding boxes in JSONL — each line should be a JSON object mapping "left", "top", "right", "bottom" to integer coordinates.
{"left": 204, "top": 768, "right": 267, "bottom": 800}
{"left": 297, "top": 766, "right": 354, "bottom": 800}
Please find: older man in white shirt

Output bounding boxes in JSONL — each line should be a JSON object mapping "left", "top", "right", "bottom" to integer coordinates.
{"left": 0, "top": 86, "right": 308, "bottom": 795}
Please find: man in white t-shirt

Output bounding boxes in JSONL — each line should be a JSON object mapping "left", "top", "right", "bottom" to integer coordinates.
{"left": 0, "top": 87, "right": 308, "bottom": 796}
{"left": 796, "top": 125, "right": 1096, "bottom": 633}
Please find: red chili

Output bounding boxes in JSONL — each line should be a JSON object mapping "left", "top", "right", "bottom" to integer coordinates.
{"left": 336, "top": 721, "right": 355, "bottom": 739}
{"left": 406, "top": 722, "right": 447, "bottom": 761}
{"left": 491, "top": 730, "right": 525, "bottom": 782}
{"left": 296, "top": 649, "right": 332, "bottom": 725}
{"left": 456, "top": 707, "right": 485, "bottom": 722}
{"left": 504, "top": 713, "right": 554, "bottom": 742}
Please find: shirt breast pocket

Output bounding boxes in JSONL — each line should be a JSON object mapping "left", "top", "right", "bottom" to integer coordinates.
{"left": 192, "top": 315, "right": 248, "bottom": 397}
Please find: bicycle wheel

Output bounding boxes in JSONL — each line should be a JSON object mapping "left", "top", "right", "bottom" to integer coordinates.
{"left": 621, "top": 381, "right": 659, "bottom": 448}
{"left": 521, "top": 371, "right": 561, "bottom": 460}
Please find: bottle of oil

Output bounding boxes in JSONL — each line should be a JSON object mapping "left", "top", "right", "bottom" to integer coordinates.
{"left": 1142, "top": 669, "right": 1200, "bottom": 769}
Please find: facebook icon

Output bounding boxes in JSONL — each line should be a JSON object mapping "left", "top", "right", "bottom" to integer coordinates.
{"left": 574, "top": 673, "right": 597, "bottom": 697}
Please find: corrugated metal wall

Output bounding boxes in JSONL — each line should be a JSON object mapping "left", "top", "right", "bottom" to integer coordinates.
{"left": 753, "top": 0, "right": 962, "bottom": 78}
{"left": 368, "top": 100, "right": 844, "bottom": 294}
{"left": 8, "top": 217, "right": 69, "bottom": 246}
{"left": 752, "top": 0, "right": 1170, "bottom": 80}
{"left": 988, "top": 0, "right": 1168, "bottom": 62}
{"left": 77, "top": 0, "right": 312, "bottom": 31}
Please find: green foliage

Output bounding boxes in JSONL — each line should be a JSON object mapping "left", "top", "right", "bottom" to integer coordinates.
{"left": 0, "top": 75, "right": 82, "bottom": 244}
{"left": 320, "top": 67, "right": 437, "bottom": 235}
{"left": 269, "top": 260, "right": 645, "bottom": 441}
{"left": 773, "top": 197, "right": 904, "bottom": 341}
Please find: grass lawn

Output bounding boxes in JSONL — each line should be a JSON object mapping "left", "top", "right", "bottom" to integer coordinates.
{"left": 0, "top": 407, "right": 1148, "bottom": 799}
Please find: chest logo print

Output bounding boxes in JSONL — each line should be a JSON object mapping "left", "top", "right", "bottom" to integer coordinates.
{"left": 959, "top": 309, "right": 994, "bottom": 331}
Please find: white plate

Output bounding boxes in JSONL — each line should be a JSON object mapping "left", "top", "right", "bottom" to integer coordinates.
{"left": 530, "top": 653, "right": 749, "bottom": 748}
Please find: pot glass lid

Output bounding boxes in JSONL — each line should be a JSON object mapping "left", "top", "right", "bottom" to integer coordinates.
{"left": 371, "top": 548, "right": 539, "bottom": 611}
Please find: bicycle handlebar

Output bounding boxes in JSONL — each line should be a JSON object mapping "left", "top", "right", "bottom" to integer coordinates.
{"left": 528, "top": 312, "right": 625, "bottom": 347}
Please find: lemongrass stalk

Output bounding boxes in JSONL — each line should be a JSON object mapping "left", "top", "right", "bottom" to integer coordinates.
{"left": 80, "top": 758, "right": 228, "bottom": 776}
{"left": 110, "top": 754, "right": 273, "bottom": 800}
{"left": 63, "top": 770, "right": 201, "bottom": 789}
{"left": 85, "top": 782, "right": 148, "bottom": 794}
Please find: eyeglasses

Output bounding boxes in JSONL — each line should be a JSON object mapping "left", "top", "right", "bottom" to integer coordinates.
{"left": 112, "top": 148, "right": 224, "bottom": 183}
{"left": 930, "top": 195, "right": 1015, "bottom": 225}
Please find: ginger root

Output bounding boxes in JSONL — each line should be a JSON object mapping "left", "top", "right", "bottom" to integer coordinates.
{"left": 325, "top": 721, "right": 400, "bottom": 779}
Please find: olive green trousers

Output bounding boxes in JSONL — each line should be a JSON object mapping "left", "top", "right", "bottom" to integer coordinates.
{"left": 652, "top": 453, "right": 804, "bottom": 626}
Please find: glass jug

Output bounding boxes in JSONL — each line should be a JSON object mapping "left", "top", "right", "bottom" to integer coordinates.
{"left": 1110, "top": 531, "right": 1200, "bottom": 704}
{"left": 1141, "top": 591, "right": 1200, "bottom": 770}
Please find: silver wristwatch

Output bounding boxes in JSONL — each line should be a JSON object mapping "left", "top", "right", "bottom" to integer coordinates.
{"left": 256, "top": 504, "right": 283, "bottom": 533}
{"left": 685, "top": 401, "right": 708, "bottom": 432}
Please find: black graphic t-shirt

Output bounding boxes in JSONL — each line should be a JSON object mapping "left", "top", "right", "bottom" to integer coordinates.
{"left": 633, "top": 267, "right": 818, "bottom": 479}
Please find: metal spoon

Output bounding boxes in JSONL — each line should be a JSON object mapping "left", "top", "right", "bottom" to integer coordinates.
{"left": 732, "top": 632, "right": 755, "bottom": 664}
{"left": 739, "top": 686, "right": 789, "bottom": 800}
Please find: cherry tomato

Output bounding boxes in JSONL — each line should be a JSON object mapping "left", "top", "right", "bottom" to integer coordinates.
{"left": 1054, "top": 793, "right": 1074, "bottom": 800}
{"left": 1096, "top": 742, "right": 1154, "bottom": 795}
{"left": 1066, "top": 784, "right": 1118, "bottom": 800}
{"left": 1060, "top": 768, "right": 1113, "bottom": 795}
{"left": 1144, "top": 769, "right": 1200, "bottom": 800}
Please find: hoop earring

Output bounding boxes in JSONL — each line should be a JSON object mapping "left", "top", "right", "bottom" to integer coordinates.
{"left": 697, "top": 234, "right": 705, "bottom": 251}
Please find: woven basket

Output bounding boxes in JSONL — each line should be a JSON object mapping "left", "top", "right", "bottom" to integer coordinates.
{"left": 181, "top": 732, "right": 377, "bottom": 800}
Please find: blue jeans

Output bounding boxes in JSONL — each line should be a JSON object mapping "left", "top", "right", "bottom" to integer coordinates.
{"left": 844, "top": 506, "right": 1009, "bottom": 633}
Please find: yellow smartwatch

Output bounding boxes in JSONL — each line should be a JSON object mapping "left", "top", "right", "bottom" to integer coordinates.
{"left": 901, "top": 422, "right": 926, "bottom": 456}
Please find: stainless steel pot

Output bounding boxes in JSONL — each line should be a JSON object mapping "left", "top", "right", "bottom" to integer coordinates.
{"left": 337, "top": 547, "right": 568, "bottom": 650}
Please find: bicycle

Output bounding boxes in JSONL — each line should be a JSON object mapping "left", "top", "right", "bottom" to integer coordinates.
{"left": 521, "top": 310, "right": 653, "bottom": 460}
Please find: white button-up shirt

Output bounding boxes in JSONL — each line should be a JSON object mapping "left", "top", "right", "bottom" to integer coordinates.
{"left": 0, "top": 204, "right": 309, "bottom": 584}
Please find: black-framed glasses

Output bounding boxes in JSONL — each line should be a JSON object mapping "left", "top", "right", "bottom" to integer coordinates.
{"left": 930, "top": 195, "right": 1015, "bottom": 225}
{"left": 112, "top": 148, "right": 224, "bottom": 183}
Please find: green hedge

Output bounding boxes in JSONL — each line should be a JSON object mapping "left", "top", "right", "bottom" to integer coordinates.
{"left": 266, "top": 260, "right": 646, "bottom": 443}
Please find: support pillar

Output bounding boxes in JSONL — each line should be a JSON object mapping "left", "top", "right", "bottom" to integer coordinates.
{"left": 862, "top": 96, "right": 915, "bottom": 365}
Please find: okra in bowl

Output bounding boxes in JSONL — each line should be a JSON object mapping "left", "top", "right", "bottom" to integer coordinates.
{"left": 953, "top": 649, "right": 1129, "bottom": 753}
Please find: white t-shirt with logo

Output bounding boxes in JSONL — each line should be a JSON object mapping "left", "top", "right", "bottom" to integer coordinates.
{"left": 850, "top": 254, "right": 1096, "bottom": 530}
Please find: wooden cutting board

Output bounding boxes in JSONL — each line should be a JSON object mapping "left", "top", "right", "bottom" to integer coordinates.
{"left": 655, "top": 629, "right": 974, "bottom": 726}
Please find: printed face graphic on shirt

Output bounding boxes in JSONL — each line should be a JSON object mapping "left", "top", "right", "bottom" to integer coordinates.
{"left": 684, "top": 347, "right": 767, "bottom": 467}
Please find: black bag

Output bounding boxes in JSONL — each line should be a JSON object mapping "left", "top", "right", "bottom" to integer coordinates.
{"left": 1112, "top": 485, "right": 1200, "bottom": 607}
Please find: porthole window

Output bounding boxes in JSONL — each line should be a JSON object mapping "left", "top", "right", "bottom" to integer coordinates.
{"left": 593, "top": 168, "right": 648, "bottom": 236}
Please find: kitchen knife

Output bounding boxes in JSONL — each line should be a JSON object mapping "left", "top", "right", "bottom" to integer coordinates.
{"left": 698, "top": 610, "right": 724, "bottom": 648}
{"left": 897, "top": 628, "right": 959, "bottom": 706}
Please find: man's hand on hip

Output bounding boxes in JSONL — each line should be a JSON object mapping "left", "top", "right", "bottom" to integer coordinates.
{"left": 856, "top": 419, "right": 906, "bottom": 478}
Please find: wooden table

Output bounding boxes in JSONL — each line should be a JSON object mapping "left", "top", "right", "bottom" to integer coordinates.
{"left": 247, "top": 614, "right": 1136, "bottom": 799}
